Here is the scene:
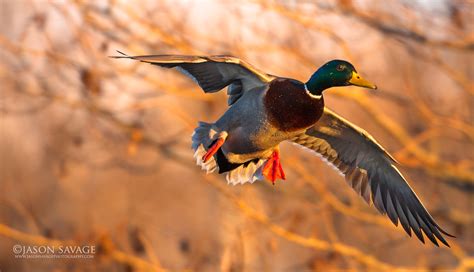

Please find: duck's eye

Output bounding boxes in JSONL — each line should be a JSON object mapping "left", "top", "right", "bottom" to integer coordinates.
{"left": 336, "top": 64, "right": 345, "bottom": 71}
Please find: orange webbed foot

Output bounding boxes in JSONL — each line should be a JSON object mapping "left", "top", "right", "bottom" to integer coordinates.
{"left": 262, "top": 150, "right": 286, "bottom": 185}
{"left": 202, "top": 134, "right": 226, "bottom": 163}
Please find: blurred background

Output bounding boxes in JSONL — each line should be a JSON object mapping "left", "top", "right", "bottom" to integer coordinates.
{"left": 0, "top": 0, "right": 473, "bottom": 271}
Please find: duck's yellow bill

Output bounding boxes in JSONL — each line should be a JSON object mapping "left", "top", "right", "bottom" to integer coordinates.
{"left": 349, "top": 71, "right": 377, "bottom": 89}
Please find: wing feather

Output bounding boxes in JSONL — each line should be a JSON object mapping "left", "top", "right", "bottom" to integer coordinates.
{"left": 111, "top": 51, "right": 274, "bottom": 105}
{"left": 291, "top": 107, "right": 454, "bottom": 246}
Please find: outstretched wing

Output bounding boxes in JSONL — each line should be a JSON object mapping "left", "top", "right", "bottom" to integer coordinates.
{"left": 291, "top": 107, "right": 454, "bottom": 246}
{"left": 111, "top": 51, "right": 275, "bottom": 105}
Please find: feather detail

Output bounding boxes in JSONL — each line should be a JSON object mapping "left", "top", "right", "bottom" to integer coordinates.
{"left": 291, "top": 107, "right": 454, "bottom": 246}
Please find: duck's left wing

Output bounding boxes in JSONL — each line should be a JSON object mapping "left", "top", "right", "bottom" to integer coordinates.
{"left": 291, "top": 107, "right": 454, "bottom": 246}
{"left": 111, "top": 51, "right": 274, "bottom": 105}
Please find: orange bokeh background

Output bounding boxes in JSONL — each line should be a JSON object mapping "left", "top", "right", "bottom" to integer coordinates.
{"left": 0, "top": 0, "right": 473, "bottom": 271}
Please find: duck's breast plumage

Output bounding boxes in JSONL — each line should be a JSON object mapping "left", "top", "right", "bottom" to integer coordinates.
{"left": 212, "top": 78, "right": 324, "bottom": 164}
{"left": 264, "top": 78, "right": 324, "bottom": 132}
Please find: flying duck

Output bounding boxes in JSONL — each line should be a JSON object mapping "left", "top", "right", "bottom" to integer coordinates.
{"left": 112, "top": 51, "right": 454, "bottom": 246}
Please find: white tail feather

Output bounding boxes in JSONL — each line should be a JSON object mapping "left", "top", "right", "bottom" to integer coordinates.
{"left": 192, "top": 121, "right": 266, "bottom": 185}
{"left": 226, "top": 159, "right": 265, "bottom": 185}
{"left": 192, "top": 122, "right": 219, "bottom": 173}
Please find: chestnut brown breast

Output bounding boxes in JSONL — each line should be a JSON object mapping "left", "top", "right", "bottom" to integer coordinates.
{"left": 264, "top": 78, "right": 324, "bottom": 132}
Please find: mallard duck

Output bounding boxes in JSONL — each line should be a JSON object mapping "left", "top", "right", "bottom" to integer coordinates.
{"left": 112, "top": 51, "right": 454, "bottom": 246}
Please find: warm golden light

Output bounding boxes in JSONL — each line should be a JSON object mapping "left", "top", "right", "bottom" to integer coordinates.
{"left": 0, "top": 0, "right": 470, "bottom": 271}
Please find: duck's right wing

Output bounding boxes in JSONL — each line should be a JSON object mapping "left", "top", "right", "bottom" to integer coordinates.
{"left": 111, "top": 51, "right": 275, "bottom": 105}
{"left": 291, "top": 107, "right": 454, "bottom": 247}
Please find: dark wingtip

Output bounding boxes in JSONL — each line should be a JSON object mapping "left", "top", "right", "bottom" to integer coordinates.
{"left": 435, "top": 229, "right": 452, "bottom": 247}
{"left": 428, "top": 235, "right": 440, "bottom": 247}
{"left": 435, "top": 224, "right": 456, "bottom": 238}
{"left": 441, "top": 239, "right": 451, "bottom": 248}
{"left": 414, "top": 230, "right": 425, "bottom": 244}
{"left": 109, "top": 50, "right": 131, "bottom": 59}
{"left": 116, "top": 50, "right": 127, "bottom": 56}
{"left": 441, "top": 230, "right": 456, "bottom": 238}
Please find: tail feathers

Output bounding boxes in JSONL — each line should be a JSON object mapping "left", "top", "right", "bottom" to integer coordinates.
{"left": 191, "top": 121, "right": 266, "bottom": 185}
{"left": 226, "top": 159, "right": 266, "bottom": 185}
{"left": 192, "top": 122, "right": 218, "bottom": 174}
{"left": 192, "top": 121, "right": 217, "bottom": 150}
{"left": 194, "top": 144, "right": 218, "bottom": 174}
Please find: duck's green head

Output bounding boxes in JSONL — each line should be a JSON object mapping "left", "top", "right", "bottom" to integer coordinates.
{"left": 305, "top": 60, "right": 377, "bottom": 96}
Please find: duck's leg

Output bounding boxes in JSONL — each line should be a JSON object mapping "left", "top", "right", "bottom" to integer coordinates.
{"left": 202, "top": 132, "right": 228, "bottom": 163}
{"left": 262, "top": 149, "right": 286, "bottom": 184}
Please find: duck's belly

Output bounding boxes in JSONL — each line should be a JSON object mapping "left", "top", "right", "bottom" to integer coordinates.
{"left": 223, "top": 122, "right": 304, "bottom": 163}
